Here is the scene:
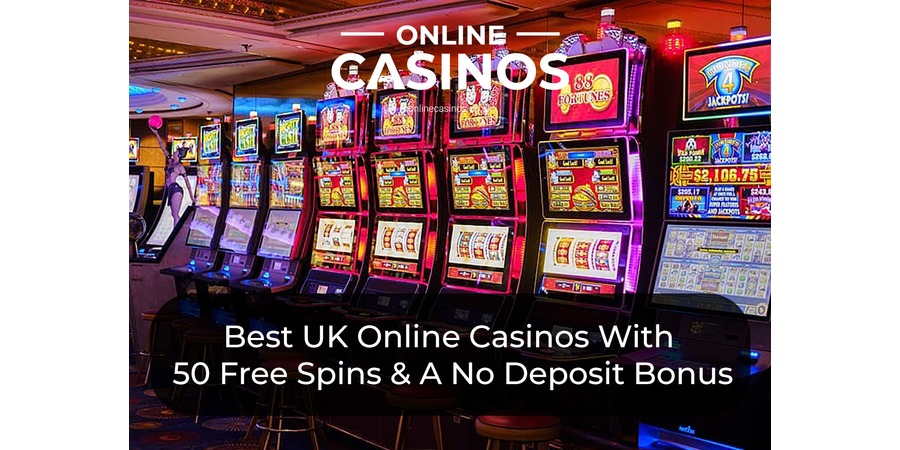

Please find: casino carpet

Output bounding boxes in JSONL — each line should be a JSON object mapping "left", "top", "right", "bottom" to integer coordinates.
{"left": 129, "top": 362, "right": 376, "bottom": 450}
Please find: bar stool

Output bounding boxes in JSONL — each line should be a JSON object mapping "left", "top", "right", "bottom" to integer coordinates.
{"left": 252, "top": 358, "right": 323, "bottom": 450}
{"left": 170, "top": 316, "right": 214, "bottom": 361}
{"left": 243, "top": 348, "right": 316, "bottom": 442}
{"left": 138, "top": 310, "right": 181, "bottom": 386}
{"left": 475, "top": 415, "right": 562, "bottom": 450}
{"left": 173, "top": 326, "right": 239, "bottom": 423}
{"left": 385, "top": 385, "right": 458, "bottom": 450}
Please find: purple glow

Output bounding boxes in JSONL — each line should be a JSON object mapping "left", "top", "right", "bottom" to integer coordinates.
{"left": 625, "top": 140, "right": 644, "bottom": 293}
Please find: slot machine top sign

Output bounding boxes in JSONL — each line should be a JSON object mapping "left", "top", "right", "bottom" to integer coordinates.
{"left": 129, "top": 138, "right": 140, "bottom": 163}
{"left": 683, "top": 36, "right": 771, "bottom": 120}
{"left": 200, "top": 124, "right": 222, "bottom": 160}
{"left": 544, "top": 49, "right": 629, "bottom": 132}
{"left": 374, "top": 90, "right": 422, "bottom": 143}
{"left": 172, "top": 137, "right": 198, "bottom": 163}
{"left": 234, "top": 117, "right": 260, "bottom": 158}
{"left": 275, "top": 111, "right": 303, "bottom": 154}
{"left": 316, "top": 97, "right": 357, "bottom": 150}
{"left": 668, "top": 127, "right": 771, "bottom": 221}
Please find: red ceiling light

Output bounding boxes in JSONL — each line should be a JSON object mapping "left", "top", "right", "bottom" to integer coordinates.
{"left": 663, "top": 19, "right": 688, "bottom": 59}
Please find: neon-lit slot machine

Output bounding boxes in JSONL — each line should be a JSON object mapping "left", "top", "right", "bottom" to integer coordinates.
{"left": 129, "top": 137, "right": 152, "bottom": 218}
{"left": 334, "top": 80, "right": 444, "bottom": 321}
{"left": 627, "top": 36, "right": 771, "bottom": 450}
{"left": 157, "top": 123, "right": 231, "bottom": 318}
{"left": 517, "top": 24, "right": 649, "bottom": 361}
{"left": 231, "top": 108, "right": 312, "bottom": 295}
{"left": 192, "top": 117, "right": 269, "bottom": 288}
{"left": 277, "top": 69, "right": 371, "bottom": 306}
{"left": 419, "top": 47, "right": 532, "bottom": 335}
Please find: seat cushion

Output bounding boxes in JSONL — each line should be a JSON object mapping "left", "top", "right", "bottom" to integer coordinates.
{"left": 385, "top": 385, "right": 458, "bottom": 410}
{"left": 475, "top": 415, "right": 562, "bottom": 442}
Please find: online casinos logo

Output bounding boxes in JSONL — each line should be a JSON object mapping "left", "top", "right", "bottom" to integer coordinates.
{"left": 700, "top": 55, "right": 759, "bottom": 109}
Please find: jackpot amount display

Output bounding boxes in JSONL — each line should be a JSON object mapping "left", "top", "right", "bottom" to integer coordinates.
{"left": 375, "top": 157, "right": 423, "bottom": 209}
{"left": 449, "top": 152, "right": 509, "bottom": 210}
{"left": 230, "top": 163, "right": 261, "bottom": 208}
{"left": 270, "top": 160, "right": 305, "bottom": 209}
{"left": 654, "top": 225, "right": 771, "bottom": 317}
{"left": 314, "top": 159, "right": 357, "bottom": 208}
{"left": 546, "top": 147, "right": 623, "bottom": 213}
{"left": 668, "top": 130, "right": 771, "bottom": 220}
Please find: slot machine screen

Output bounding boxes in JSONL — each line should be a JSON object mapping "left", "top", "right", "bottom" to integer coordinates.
{"left": 544, "top": 49, "right": 628, "bottom": 132}
{"left": 313, "top": 157, "right": 357, "bottom": 210}
{"left": 218, "top": 207, "right": 257, "bottom": 253}
{"left": 186, "top": 206, "right": 220, "bottom": 248}
{"left": 684, "top": 36, "right": 771, "bottom": 120}
{"left": 230, "top": 162, "right": 261, "bottom": 208}
{"left": 374, "top": 90, "right": 423, "bottom": 144}
{"left": 667, "top": 128, "right": 771, "bottom": 221}
{"left": 258, "top": 209, "right": 303, "bottom": 259}
{"left": 448, "top": 149, "right": 512, "bottom": 214}
{"left": 541, "top": 140, "right": 631, "bottom": 220}
{"left": 234, "top": 117, "right": 260, "bottom": 158}
{"left": 370, "top": 219, "right": 425, "bottom": 278}
{"left": 129, "top": 174, "right": 140, "bottom": 212}
{"left": 652, "top": 224, "right": 771, "bottom": 319}
{"left": 129, "top": 138, "right": 140, "bottom": 163}
{"left": 275, "top": 111, "right": 303, "bottom": 153}
{"left": 537, "top": 225, "right": 630, "bottom": 300}
{"left": 172, "top": 137, "right": 198, "bottom": 163}
{"left": 446, "top": 223, "right": 513, "bottom": 291}
{"left": 449, "top": 74, "right": 510, "bottom": 139}
{"left": 311, "top": 217, "right": 357, "bottom": 268}
{"left": 195, "top": 163, "right": 223, "bottom": 207}
{"left": 146, "top": 175, "right": 197, "bottom": 246}
{"left": 373, "top": 153, "right": 425, "bottom": 212}
{"left": 199, "top": 124, "right": 222, "bottom": 160}
{"left": 316, "top": 97, "right": 358, "bottom": 149}
{"left": 270, "top": 159, "right": 305, "bottom": 209}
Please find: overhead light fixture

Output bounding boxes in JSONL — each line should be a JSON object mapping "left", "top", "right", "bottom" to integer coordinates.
{"left": 663, "top": 19, "right": 688, "bottom": 58}
{"left": 292, "top": 103, "right": 302, "bottom": 112}
{"left": 135, "top": 109, "right": 143, "bottom": 114}
{"left": 249, "top": 110, "right": 258, "bottom": 118}
{"left": 170, "top": 104, "right": 179, "bottom": 109}
{"left": 178, "top": 96, "right": 187, "bottom": 102}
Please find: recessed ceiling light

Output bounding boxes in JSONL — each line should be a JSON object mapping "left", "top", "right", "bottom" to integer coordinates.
{"left": 178, "top": 96, "right": 187, "bottom": 102}
{"left": 170, "top": 104, "right": 179, "bottom": 109}
{"left": 135, "top": 109, "right": 143, "bottom": 114}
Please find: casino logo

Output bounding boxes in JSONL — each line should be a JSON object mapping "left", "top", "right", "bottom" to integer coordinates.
{"left": 700, "top": 55, "right": 759, "bottom": 109}
{"left": 557, "top": 72, "right": 614, "bottom": 114}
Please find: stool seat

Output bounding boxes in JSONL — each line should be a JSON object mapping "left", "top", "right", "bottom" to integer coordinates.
{"left": 258, "top": 347, "right": 312, "bottom": 362}
{"left": 171, "top": 316, "right": 214, "bottom": 332}
{"left": 141, "top": 310, "right": 182, "bottom": 322}
{"left": 475, "top": 415, "right": 562, "bottom": 442}
{"left": 184, "top": 326, "right": 226, "bottom": 345}
{"left": 260, "top": 358, "right": 311, "bottom": 379}
{"left": 385, "top": 385, "right": 458, "bottom": 411}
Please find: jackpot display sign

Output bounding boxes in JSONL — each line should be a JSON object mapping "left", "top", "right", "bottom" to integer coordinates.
{"left": 200, "top": 124, "right": 221, "bottom": 160}
{"left": 195, "top": 163, "right": 223, "bottom": 207}
{"left": 129, "top": 138, "right": 140, "bottom": 162}
{"left": 219, "top": 208, "right": 257, "bottom": 253}
{"left": 374, "top": 155, "right": 424, "bottom": 210}
{"left": 546, "top": 146, "right": 624, "bottom": 214}
{"left": 317, "top": 97, "right": 356, "bottom": 149}
{"left": 539, "top": 228, "right": 623, "bottom": 297}
{"left": 446, "top": 223, "right": 510, "bottom": 288}
{"left": 450, "top": 78, "right": 508, "bottom": 138}
{"left": 544, "top": 49, "right": 628, "bottom": 131}
{"left": 270, "top": 160, "right": 305, "bottom": 209}
{"left": 374, "top": 91, "right": 420, "bottom": 141}
{"left": 668, "top": 129, "right": 771, "bottom": 220}
{"left": 311, "top": 217, "right": 356, "bottom": 267}
{"left": 314, "top": 157, "right": 357, "bottom": 208}
{"left": 684, "top": 37, "right": 771, "bottom": 120}
{"left": 235, "top": 118, "right": 260, "bottom": 158}
{"left": 173, "top": 137, "right": 198, "bottom": 163}
{"left": 275, "top": 112, "right": 303, "bottom": 153}
{"left": 258, "top": 209, "right": 302, "bottom": 259}
{"left": 449, "top": 151, "right": 510, "bottom": 211}
{"left": 652, "top": 224, "right": 772, "bottom": 318}
{"left": 230, "top": 162, "right": 261, "bottom": 208}
{"left": 370, "top": 220, "right": 424, "bottom": 275}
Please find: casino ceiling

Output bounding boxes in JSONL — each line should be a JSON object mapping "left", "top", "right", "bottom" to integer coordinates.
{"left": 129, "top": 0, "right": 770, "bottom": 118}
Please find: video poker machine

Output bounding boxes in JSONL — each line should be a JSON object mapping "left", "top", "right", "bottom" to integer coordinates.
{"left": 419, "top": 50, "right": 533, "bottom": 335}
{"left": 192, "top": 117, "right": 269, "bottom": 288}
{"left": 520, "top": 27, "right": 649, "bottom": 361}
{"left": 231, "top": 109, "right": 313, "bottom": 295}
{"left": 129, "top": 137, "right": 152, "bottom": 218}
{"left": 278, "top": 76, "right": 372, "bottom": 306}
{"left": 336, "top": 81, "right": 444, "bottom": 321}
{"left": 629, "top": 36, "right": 772, "bottom": 450}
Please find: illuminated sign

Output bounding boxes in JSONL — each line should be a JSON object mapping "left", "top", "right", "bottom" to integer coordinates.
{"left": 684, "top": 36, "right": 771, "bottom": 120}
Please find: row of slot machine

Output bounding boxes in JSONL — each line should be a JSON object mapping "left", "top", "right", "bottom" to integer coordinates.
{"left": 129, "top": 28, "right": 772, "bottom": 450}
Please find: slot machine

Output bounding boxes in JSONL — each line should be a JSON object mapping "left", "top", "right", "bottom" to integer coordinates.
{"left": 192, "top": 117, "right": 269, "bottom": 288}
{"left": 335, "top": 79, "right": 444, "bottom": 320}
{"left": 420, "top": 46, "right": 532, "bottom": 335}
{"left": 129, "top": 137, "right": 152, "bottom": 217}
{"left": 158, "top": 123, "right": 231, "bottom": 316}
{"left": 277, "top": 67, "right": 372, "bottom": 306}
{"left": 231, "top": 108, "right": 313, "bottom": 295}
{"left": 519, "top": 26, "right": 649, "bottom": 360}
{"left": 627, "top": 36, "right": 772, "bottom": 450}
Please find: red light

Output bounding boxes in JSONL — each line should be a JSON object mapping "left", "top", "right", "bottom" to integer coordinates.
{"left": 663, "top": 19, "right": 688, "bottom": 59}
{"left": 425, "top": 231, "right": 437, "bottom": 270}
